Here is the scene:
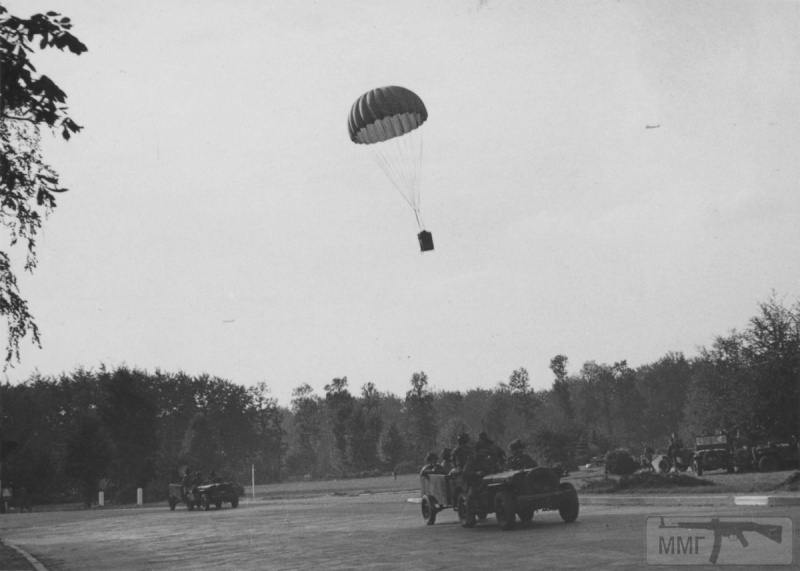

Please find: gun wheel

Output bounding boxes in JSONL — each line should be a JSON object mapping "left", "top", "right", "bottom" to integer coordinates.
{"left": 558, "top": 483, "right": 579, "bottom": 523}
{"left": 494, "top": 491, "right": 516, "bottom": 530}
{"left": 421, "top": 494, "right": 437, "bottom": 525}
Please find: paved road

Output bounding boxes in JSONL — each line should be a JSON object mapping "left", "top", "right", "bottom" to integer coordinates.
{"left": 0, "top": 493, "right": 798, "bottom": 570}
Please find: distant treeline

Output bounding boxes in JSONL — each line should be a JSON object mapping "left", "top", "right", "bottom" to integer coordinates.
{"left": 0, "top": 295, "right": 797, "bottom": 505}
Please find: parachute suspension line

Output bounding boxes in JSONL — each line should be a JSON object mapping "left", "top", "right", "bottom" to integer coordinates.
{"left": 402, "top": 132, "right": 418, "bottom": 207}
{"left": 395, "top": 129, "right": 422, "bottom": 211}
{"left": 373, "top": 147, "right": 415, "bottom": 211}
{"left": 368, "top": 126, "right": 425, "bottom": 231}
{"left": 413, "top": 208, "right": 423, "bottom": 231}
{"left": 414, "top": 133, "right": 423, "bottom": 215}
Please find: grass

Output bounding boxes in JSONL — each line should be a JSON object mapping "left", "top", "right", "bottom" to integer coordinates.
{"left": 250, "top": 467, "right": 800, "bottom": 500}
{"left": 249, "top": 473, "right": 420, "bottom": 500}
{"left": 566, "top": 465, "right": 800, "bottom": 495}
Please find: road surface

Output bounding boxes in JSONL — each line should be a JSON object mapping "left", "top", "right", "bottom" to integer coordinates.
{"left": 0, "top": 492, "right": 798, "bottom": 570}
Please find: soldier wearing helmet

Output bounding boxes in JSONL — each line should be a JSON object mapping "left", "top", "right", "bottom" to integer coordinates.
{"left": 506, "top": 439, "right": 537, "bottom": 470}
{"left": 420, "top": 452, "right": 444, "bottom": 476}
{"left": 439, "top": 448, "right": 453, "bottom": 473}
{"left": 475, "top": 431, "right": 505, "bottom": 473}
{"left": 452, "top": 433, "right": 474, "bottom": 472}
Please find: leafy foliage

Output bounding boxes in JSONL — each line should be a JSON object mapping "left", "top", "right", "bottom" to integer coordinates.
{"left": 64, "top": 414, "right": 112, "bottom": 507}
{"left": 0, "top": 5, "right": 86, "bottom": 363}
{"left": 0, "top": 295, "right": 797, "bottom": 504}
{"left": 404, "top": 371, "right": 436, "bottom": 461}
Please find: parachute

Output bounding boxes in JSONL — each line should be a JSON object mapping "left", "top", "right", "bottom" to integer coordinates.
{"left": 348, "top": 86, "right": 433, "bottom": 252}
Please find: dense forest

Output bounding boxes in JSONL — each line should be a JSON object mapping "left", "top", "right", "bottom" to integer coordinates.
{"left": 0, "top": 295, "right": 797, "bottom": 505}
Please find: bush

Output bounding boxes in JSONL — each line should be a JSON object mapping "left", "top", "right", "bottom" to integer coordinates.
{"left": 532, "top": 427, "right": 579, "bottom": 469}
{"left": 605, "top": 449, "right": 639, "bottom": 476}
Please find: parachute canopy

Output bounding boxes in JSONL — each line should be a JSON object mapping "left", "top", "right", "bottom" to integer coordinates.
{"left": 348, "top": 86, "right": 428, "bottom": 145}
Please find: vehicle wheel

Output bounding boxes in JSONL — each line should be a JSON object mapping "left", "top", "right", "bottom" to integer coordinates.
{"left": 693, "top": 460, "right": 703, "bottom": 476}
{"left": 758, "top": 455, "right": 778, "bottom": 472}
{"left": 558, "top": 483, "right": 579, "bottom": 523}
{"left": 517, "top": 505, "right": 534, "bottom": 524}
{"left": 231, "top": 497, "right": 239, "bottom": 508}
{"left": 202, "top": 495, "right": 211, "bottom": 511}
{"left": 421, "top": 495, "right": 437, "bottom": 525}
{"left": 477, "top": 511, "right": 488, "bottom": 522}
{"left": 494, "top": 491, "right": 516, "bottom": 531}
{"left": 168, "top": 498, "right": 177, "bottom": 511}
{"left": 457, "top": 493, "right": 476, "bottom": 528}
{"left": 215, "top": 500, "right": 222, "bottom": 509}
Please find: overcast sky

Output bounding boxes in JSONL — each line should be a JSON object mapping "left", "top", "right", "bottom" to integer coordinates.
{"left": 4, "top": 0, "right": 799, "bottom": 405}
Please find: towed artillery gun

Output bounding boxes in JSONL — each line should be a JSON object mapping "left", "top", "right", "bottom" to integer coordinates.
{"left": 420, "top": 466, "right": 579, "bottom": 530}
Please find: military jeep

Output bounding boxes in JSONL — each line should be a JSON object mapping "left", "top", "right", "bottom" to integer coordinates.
{"left": 751, "top": 441, "right": 800, "bottom": 472}
{"left": 420, "top": 467, "right": 578, "bottom": 530}
{"left": 692, "top": 434, "right": 734, "bottom": 476}
{"left": 168, "top": 481, "right": 243, "bottom": 511}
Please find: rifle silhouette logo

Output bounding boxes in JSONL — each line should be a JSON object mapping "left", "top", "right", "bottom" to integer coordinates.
{"left": 658, "top": 516, "right": 783, "bottom": 564}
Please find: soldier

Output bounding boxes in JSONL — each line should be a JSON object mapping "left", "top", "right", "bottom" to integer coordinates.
{"left": 181, "top": 468, "right": 193, "bottom": 496}
{"left": 452, "top": 433, "right": 485, "bottom": 506}
{"left": 439, "top": 448, "right": 453, "bottom": 474}
{"left": 667, "top": 433, "right": 684, "bottom": 471}
{"left": 420, "top": 452, "right": 443, "bottom": 476}
{"left": 452, "top": 433, "right": 474, "bottom": 472}
{"left": 475, "top": 431, "right": 505, "bottom": 473}
{"left": 506, "top": 439, "right": 537, "bottom": 470}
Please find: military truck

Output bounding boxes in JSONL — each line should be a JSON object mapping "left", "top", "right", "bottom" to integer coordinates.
{"left": 419, "top": 467, "right": 578, "bottom": 530}
{"left": 692, "top": 434, "right": 734, "bottom": 476}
